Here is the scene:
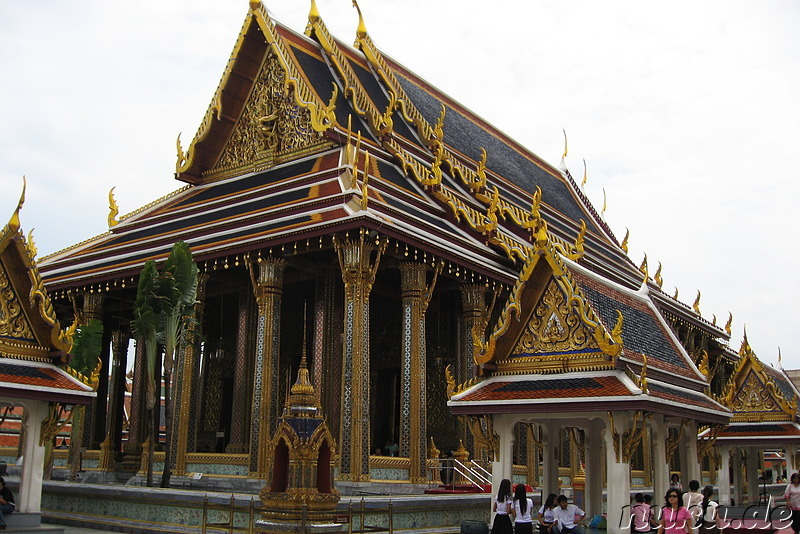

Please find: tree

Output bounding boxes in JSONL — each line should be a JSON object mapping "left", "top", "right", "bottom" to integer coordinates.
{"left": 131, "top": 242, "right": 198, "bottom": 487}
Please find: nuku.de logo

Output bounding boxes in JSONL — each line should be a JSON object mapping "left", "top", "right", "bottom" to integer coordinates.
{"left": 619, "top": 496, "right": 792, "bottom": 530}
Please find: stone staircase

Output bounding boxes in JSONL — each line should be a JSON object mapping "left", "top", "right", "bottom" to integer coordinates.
{"left": 4, "top": 512, "right": 64, "bottom": 533}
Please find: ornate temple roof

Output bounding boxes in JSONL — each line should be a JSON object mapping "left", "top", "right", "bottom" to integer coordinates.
{"left": 0, "top": 183, "right": 95, "bottom": 405}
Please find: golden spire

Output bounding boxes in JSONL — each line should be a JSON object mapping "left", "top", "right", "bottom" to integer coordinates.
{"left": 692, "top": 290, "right": 701, "bottom": 314}
{"left": 108, "top": 187, "right": 119, "bottom": 227}
{"left": 287, "top": 304, "right": 318, "bottom": 414}
{"left": 620, "top": 228, "right": 629, "bottom": 253}
{"left": 7, "top": 176, "right": 26, "bottom": 233}
{"left": 581, "top": 159, "right": 587, "bottom": 189}
{"left": 352, "top": 0, "right": 367, "bottom": 39}
{"left": 309, "top": 0, "right": 320, "bottom": 23}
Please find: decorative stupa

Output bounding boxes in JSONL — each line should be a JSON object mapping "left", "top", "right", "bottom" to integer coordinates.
{"left": 256, "top": 322, "right": 341, "bottom": 534}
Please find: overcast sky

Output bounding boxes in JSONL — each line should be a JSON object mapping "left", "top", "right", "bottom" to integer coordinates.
{"left": 1, "top": 2, "right": 798, "bottom": 370}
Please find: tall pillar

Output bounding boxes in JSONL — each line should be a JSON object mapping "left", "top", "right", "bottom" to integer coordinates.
{"left": 100, "top": 329, "right": 129, "bottom": 470}
{"left": 459, "top": 285, "right": 485, "bottom": 383}
{"left": 121, "top": 339, "right": 147, "bottom": 470}
{"left": 541, "top": 420, "right": 560, "bottom": 496}
{"left": 173, "top": 272, "right": 209, "bottom": 475}
{"left": 584, "top": 419, "right": 604, "bottom": 518}
{"left": 188, "top": 272, "right": 209, "bottom": 453}
{"left": 334, "top": 233, "right": 385, "bottom": 482}
{"left": 491, "top": 415, "right": 515, "bottom": 522}
{"left": 684, "top": 420, "right": 700, "bottom": 483}
{"left": 604, "top": 413, "right": 631, "bottom": 534}
{"left": 732, "top": 447, "right": 744, "bottom": 506}
{"left": 745, "top": 447, "right": 760, "bottom": 505}
{"left": 717, "top": 444, "right": 732, "bottom": 506}
{"left": 399, "top": 262, "right": 438, "bottom": 483}
{"left": 651, "top": 415, "right": 669, "bottom": 497}
{"left": 249, "top": 256, "right": 286, "bottom": 477}
{"left": 81, "top": 291, "right": 106, "bottom": 449}
{"left": 227, "top": 287, "right": 253, "bottom": 453}
{"left": 787, "top": 443, "right": 798, "bottom": 475}
{"left": 17, "top": 401, "right": 48, "bottom": 513}
{"left": 316, "top": 271, "right": 342, "bottom": 439}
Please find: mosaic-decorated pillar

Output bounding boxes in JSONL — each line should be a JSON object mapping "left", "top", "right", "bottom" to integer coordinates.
{"left": 399, "top": 262, "right": 438, "bottom": 483}
{"left": 188, "top": 272, "right": 209, "bottom": 453}
{"left": 173, "top": 272, "right": 209, "bottom": 474}
{"left": 227, "top": 287, "right": 253, "bottom": 453}
{"left": 121, "top": 340, "right": 147, "bottom": 470}
{"left": 459, "top": 284, "right": 486, "bottom": 383}
{"left": 316, "top": 271, "right": 342, "bottom": 439}
{"left": 334, "top": 233, "right": 385, "bottom": 481}
{"left": 100, "top": 329, "right": 129, "bottom": 470}
{"left": 82, "top": 291, "right": 107, "bottom": 449}
{"left": 249, "top": 256, "right": 286, "bottom": 477}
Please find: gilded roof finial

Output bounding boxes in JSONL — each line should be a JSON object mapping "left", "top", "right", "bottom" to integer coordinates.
{"left": 249, "top": 0, "right": 261, "bottom": 11}
{"left": 692, "top": 290, "right": 701, "bottom": 315}
{"left": 581, "top": 159, "right": 588, "bottom": 189}
{"left": 620, "top": 228, "right": 629, "bottom": 253}
{"left": 639, "top": 354, "right": 648, "bottom": 393}
{"left": 361, "top": 152, "right": 370, "bottom": 210}
{"left": 352, "top": 0, "right": 367, "bottom": 39}
{"left": 639, "top": 253, "right": 648, "bottom": 276}
{"left": 673, "top": 286, "right": 679, "bottom": 300}
{"left": 778, "top": 347, "right": 783, "bottom": 370}
{"left": 601, "top": 188, "right": 607, "bottom": 218}
{"left": 7, "top": 176, "right": 26, "bottom": 233}
{"left": 712, "top": 314, "right": 717, "bottom": 326}
{"left": 309, "top": 0, "right": 320, "bottom": 23}
{"left": 26, "top": 229, "right": 37, "bottom": 260}
{"left": 741, "top": 325, "right": 752, "bottom": 355}
{"left": 108, "top": 187, "right": 119, "bottom": 227}
{"left": 558, "top": 129, "right": 568, "bottom": 172}
{"left": 725, "top": 312, "right": 733, "bottom": 335}
{"left": 698, "top": 350, "right": 710, "bottom": 380}
{"left": 654, "top": 261, "right": 663, "bottom": 288}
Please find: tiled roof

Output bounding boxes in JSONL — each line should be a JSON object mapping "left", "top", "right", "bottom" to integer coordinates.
{"left": 571, "top": 269, "right": 700, "bottom": 381}
{"left": 646, "top": 382, "right": 726, "bottom": 413}
{"left": 456, "top": 375, "right": 632, "bottom": 402}
{"left": 716, "top": 423, "right": 800, "bottom": 440}
{"left": 0, "top": 358, "right": 94, "bottom": 397}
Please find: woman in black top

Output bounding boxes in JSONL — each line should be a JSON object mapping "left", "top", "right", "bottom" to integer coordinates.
{"left": 0, "top": 476, "right": 15, "bottom": 530}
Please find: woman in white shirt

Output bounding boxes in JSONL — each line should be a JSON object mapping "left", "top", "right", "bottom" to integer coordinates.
{"left": 784, "top": 473, "right": 800, "bottom": 534}
{"left": 492, "top": 479, "right": 513, "bottom": 534}
{"left": 538, "top": 493, "right": 558, "bottom": 534}
{"left": 698, "top": 485, "right": 721, "bottom": 534}
{"left": 511, "top": 484, "right": 534, "bottom": 534}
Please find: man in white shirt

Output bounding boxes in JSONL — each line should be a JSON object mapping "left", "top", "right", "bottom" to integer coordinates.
{"left": 552, "top": 495, "right": 585, "bottom": 534}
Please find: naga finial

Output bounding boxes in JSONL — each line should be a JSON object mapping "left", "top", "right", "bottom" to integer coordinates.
{"left": 581, "top": 158, "right": 588, "bottom": 189}
{"left": 601, "top": 188, "right": 607, "bottom": 217}
{"left": 309, "top": 0, "right": 320, "bottom": 22}
{"left": 654, "top": 261, "right": 663, "bottom": 288}
{"left": 698, "top": 350, "right": 710, "bottom": 380}
{"left": 352, "top": 0, "right": 367, "bottom": 39}
{"left": 620, "top": 228, "right": 629, "bottom": 253}
{"left": 558, "top": 129, "right": 568, "bottom": 172}
{"left": 26, "top": 229, "right": 37, "bottom": 260}
{"left": 639, "top": 253, "right": 648, "bottom": 276}
{"left": 725, "top": 312, "right": 733, "bottom": 335}
{"left": 108, "top": 187, "right": 119, "bottom": 227}
{"left": 8, "top": 176, "right": 26, "bottom": 233}
{"left": 673, "top": 286, "right": 679, "bottom": 300}
{"left": 693, "top": 290, "right": 701, "bottom": 314}
{"left": 640, "top": 354, "right": 648, "bottom": 393}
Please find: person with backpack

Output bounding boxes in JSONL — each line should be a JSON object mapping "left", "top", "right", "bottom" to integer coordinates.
{"left": 632, "top": 493, "right": 654, "bottom": 533}
{"left": 697, "top": 485, "right": 721, "bottom": 534}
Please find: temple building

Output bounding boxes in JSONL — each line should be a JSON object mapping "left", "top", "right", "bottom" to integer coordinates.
{"left": 1, "top": 1, "right": 789, "bottom": 527}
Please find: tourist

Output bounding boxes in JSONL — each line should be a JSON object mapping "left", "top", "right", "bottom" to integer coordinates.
{"left": 0, "top": 477, "right": 15, "bottom": 530}
{"left": 632, "top": 493, "right": 653, "bottom": 534}
{"left": 491, "top": 479, "right": 513, "bottom": 534}
{"left": 784, "top": 472, "right": 800, "bottom": 534}
{"left": 511, "top": 484, "right": 534, "bottom": 534}
{"left": 697, "top": 485, "right": 721, "bottom": 534}
{"left": 682, "top": 480, "right": 702, "bottom": 515}
{"left": 659, "top": 488, "right": 692, "bottom": 534}
{"left": 552, "top": 495, "right": 585, "bottom": 534}
{"left": 669, "top": 474, "right": 683, "bottom": 492}
{"left": 645, "top": 495, "right": 659, "bottom": 530}
{"left": 537, "top": 493, "right": 558, "bottom": 534}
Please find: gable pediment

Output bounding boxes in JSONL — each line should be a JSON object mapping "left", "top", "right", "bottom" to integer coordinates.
{"left": 0, "top": 259, "right": 36, "bottom": 344}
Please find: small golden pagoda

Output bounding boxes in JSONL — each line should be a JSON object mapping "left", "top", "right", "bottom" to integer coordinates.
{"left": 256, "top": 334, "right": 341, "bottom": 534}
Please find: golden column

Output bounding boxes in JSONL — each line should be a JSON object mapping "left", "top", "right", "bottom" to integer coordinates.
{"left": 248, "top": 256, "right": 286, "bottom": 476}
{"left": 334, "top": 232, "right": 385, "bottom": 481}
{"left": 459, "top": 285, "right": 486, "bottom": 383}
{"left": 399, "top": 262, "right": 439, "bottom": 483}
{"left": 173, "top": 272, "right": 209, "bottom": 475}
